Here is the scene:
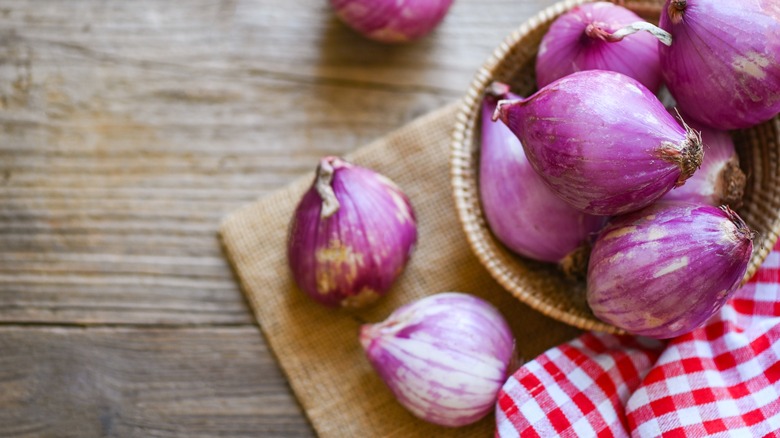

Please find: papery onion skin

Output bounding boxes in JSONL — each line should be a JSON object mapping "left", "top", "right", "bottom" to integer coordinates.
{"left": 662, "top": 115, "right": 746, "bottom": 207}
{"left": 329, "top": 0, "right": 453, "bottom": 43}
{"left": 659, "top": 0, "right": 780, "bottom": 129}
{"left": 287, "top": 157, "right": 417, "bottom": 308}
{"left": 587, "top": 202, "right": 753, "bottom": 339}
{"left": 536, "top": 2, "right": 664, "bottom": 91}
{"left": 495, "top": 70, "right": 703, "bottom": 216}
{"left": 360, "top": 292, "right": 515, "bottom": 427}
{"left": 480, "top": 83, "right": 606, "bottom": 265}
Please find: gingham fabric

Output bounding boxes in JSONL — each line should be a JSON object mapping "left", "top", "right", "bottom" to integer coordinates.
{"left": 497, "top": 242, "right": 780, "bottom": 437}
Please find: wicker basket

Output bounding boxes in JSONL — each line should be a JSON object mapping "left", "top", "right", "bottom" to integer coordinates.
{"left": 451, "top": 0, "right": 780, "bottom": 334}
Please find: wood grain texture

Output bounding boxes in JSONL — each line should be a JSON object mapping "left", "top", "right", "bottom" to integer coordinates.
{"left": 0, "top": 0, "right": 558, "bottom": 435}
{"left": 0, "top": 326, "right": 314, "bottom": 437}
{"left": 0, "top": 0, "right": 556, "bottom": 325}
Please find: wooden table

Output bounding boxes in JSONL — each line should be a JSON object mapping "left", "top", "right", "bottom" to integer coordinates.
{"left": 0, "top": 0, "right": 557, "bottom": 435}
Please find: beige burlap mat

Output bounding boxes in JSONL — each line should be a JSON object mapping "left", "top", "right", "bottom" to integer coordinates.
{"left": 219, "top": 103, "right": 582, "bottom": 437}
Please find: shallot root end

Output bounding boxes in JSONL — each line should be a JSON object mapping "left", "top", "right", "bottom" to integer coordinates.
{"left": 669, "top": 0, "right": 687, "bottom": 24}
{"left": 559, "top": 241, "right": 592, "bottom": 281}
{"left": 718, "top": 158, "right": 747, "bottom": 208}
{"left": 661, "top": 122, "right": 703, "bottom": 187}
{"left": 719, "top": 205, "right": 754, "bottom": 242}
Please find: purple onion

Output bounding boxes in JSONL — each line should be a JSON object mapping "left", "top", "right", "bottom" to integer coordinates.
{"left": 360, "top": 292, "right": 514, "bottom": 427}
{"left": 287, "top": 157, "right": 417, "bottom": 308}
{"left": 536, "top": 2, "right": 671, "bottom": 92}
{"left": 659, "top": 0, "right": 780, "bottom": 129}
{"left": 494, "top": 70, "right": 703, "bottom": 216}
{"left": 480, "top": 83, "right": 606, "bottom": 267}
{"left": 587, "top": 202, "right": 753, "bottom": 338}
{"left": 662, "top": 115, "right": 746, "bottom": 207}
{"left": 329, "top": 0, "right": 453, "bottom": 43}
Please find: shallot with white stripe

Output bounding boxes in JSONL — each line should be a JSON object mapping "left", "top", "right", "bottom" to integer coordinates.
{"left": 586, "top": 202, "right": 753, "bottom": 338}
{"left": 359, "top": 292, "right": 515, "bottom": 427}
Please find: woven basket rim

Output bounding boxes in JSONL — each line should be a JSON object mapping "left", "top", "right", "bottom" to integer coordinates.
{"left": 450, "top": 0, "right": 780, "bottom": 334}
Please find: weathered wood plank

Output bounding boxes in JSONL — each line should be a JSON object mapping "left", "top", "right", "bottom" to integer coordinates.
{"left": 0, "top": 0, "right": 557, "bottom": 324}
{"left": 0, "top": 326, "right": 314, "bottom": 437}
{"left": 0, "top": 0, "right": 556, "bottom": 324}
{"left": 0, "top": 0, "right": 560, "bottom": 435}
{"left": 0, "top": 0, "right": 552, "bottom": 92}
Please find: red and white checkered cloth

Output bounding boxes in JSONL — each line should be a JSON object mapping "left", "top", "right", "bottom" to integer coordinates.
{"left": 497, "top": 242, "right": 780, "bottom": 437}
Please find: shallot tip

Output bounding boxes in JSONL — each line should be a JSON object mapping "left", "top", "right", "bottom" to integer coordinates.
{"left": 584, "top": 23, "right": 613, "bottom": 41}
{"left": 358, "top": 323, "right": 376, "bottom": 351}
{"left": 492, "top": 99, "right": 518, "bottom": 123}
{"left": 315, "top": 157, "right": 342, "bottom": 218}
{"left": 486, "top": 82, "right": 511, "bottom": 99}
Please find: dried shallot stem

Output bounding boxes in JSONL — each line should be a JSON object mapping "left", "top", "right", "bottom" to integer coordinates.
{"left": 315, "top": 157, "right": 341, "bottom": 218}
{"left": 587, "top": 22, "right": 672, "bottom": 46}
{"left": 718, "top": 158, "right": 747, "bottom": 208}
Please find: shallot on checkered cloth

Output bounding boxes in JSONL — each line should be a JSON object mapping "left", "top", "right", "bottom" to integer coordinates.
{"left": 496, "top": 242, "right": 780, "bottom": 437}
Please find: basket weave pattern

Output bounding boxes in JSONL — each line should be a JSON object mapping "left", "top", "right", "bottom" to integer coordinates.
{"left": 451, "top": 0, "right": 780, "bottom": 334}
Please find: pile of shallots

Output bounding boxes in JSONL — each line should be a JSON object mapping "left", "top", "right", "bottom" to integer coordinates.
{"left": 486, "top": 0, "right": 779, "bottom": 339}
{"left": 283, "top": 0, "right": 779, "bottom": 429}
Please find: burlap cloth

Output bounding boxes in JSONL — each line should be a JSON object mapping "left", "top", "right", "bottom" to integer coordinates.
{"left": 219, "top": 103, "right": 582, "bottom": 437}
